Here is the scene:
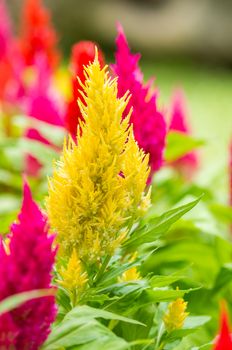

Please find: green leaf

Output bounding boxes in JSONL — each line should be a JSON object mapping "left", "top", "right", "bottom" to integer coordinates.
{"left": 0, "top": 194, "right": 20, "bottom": 215}
{"left": 149, "top": 273, "right": 185, "bottom": 288}
{"left": 123, "top": 197, "right": 202, "bottom": 250}
{"left": 43, "top": 306, "right": 135, "bottom": 349}
{"left": 65, "top": 305, "right": 145, "bottom": 326}
{"left": 164, "top": 316, "right": 211, "bottom": 342}
{"left": 165, "top": 131, "right": 204, "bottom": 162}
{"left": 43, "top": 320, "right": 130, "bottom": 350}
{"left": 0, "top": 289, "right": 56, "bottom": 315}
{"left": 212, "top": 263, "right": 232, "bottom": 294}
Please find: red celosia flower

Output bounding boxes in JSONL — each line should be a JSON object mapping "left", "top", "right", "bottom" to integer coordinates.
{"left": 19, "top": 0, "right": 59, "bottom": 69}
{"left": 0, "top": 181, "right": 57, "bottom": 349}
{"left": 111, "top": 24, "right": 166, "bottom": 176}
{"left": 169, "top": 89, "right": 198, "bottom": 177}
{"left": 65, "top": 41, "right": 105, "bottom": 138}
{"left": 0, "top": 0, "right": 14, "bottom": 100}
{"left": 214, "top": 305, "right": 232, "bottom": 349}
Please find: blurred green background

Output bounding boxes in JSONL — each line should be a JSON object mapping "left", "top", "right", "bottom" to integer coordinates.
{"left": 7, "top": 0, "right": 232, "bottom": 201}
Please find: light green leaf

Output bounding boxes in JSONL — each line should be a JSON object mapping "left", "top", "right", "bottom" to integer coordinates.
{"left": 123, "top": 197, "right": 202, "bottom": 250}
{"left": 0, "top": 289, "right": 56, "bottom": 315}
{"left": 165, "top": 131, "right": 204, "bottom": 162}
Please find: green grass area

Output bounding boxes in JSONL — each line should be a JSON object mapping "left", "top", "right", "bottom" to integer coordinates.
{"left": 142, "top": 59, "right": 232, "bottom": 201}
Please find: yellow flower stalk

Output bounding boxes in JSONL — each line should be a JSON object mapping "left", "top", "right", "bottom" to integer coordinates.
{"left": 46, "top": 51, "right": 150, "bottom": 262}
{"left": 58, "top": 249, "right": 88, "bottom": 293}
{"left": 119, "top": 252, "right": 141, "bottom": 282}
{"left": 163, "top": 297, "right": 189, "bottom": 332}
{"left": 120, "top": 266, "right": 141, "bottom": 282}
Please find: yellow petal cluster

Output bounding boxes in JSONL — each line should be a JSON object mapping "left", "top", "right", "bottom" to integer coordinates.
{"left": 120, "top": 266, "right": 141, "bottom": 282}
{"left": 163, "top": 297, "right": 189, "bottom": 332}
{"left": 46, "top": 52, "right": 150, "bottom": 262}
{"left": 58, "top": 249, "right": 88, "bottom": 292}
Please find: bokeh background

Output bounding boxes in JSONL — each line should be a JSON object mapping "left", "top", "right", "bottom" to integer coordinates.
{"left": 7, "top": 0, "right": 232, "bottom": 200}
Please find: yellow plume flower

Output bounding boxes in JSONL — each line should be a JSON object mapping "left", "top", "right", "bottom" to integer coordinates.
{"left": 163, "top": 297, "right": 189, "bottom": 332}
{"left": 119, "top": 252, "right": 141, "bottom": 282}
{"left": 120, "top": 266, "right": 141, "bottom": 282}
{"left": 46, "top": 52, "right": 150, "bottom": 263}
{"left": 58, "top": 249, "right": 88, "bottom": 293}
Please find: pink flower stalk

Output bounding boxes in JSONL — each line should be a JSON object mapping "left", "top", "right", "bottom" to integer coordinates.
{"left": 214, "top": 306, "right": 232, "bottom": 350}
{"left": 112, "top": 24, "right": 166, "bottom": 176}
{"left": 24, "top": 54, "right": 64, "bottom": 176}
{"left": 25, "top": 54, "right": 64, "bottom": 126}
{"left": 0, "top": 181, "right": 57, "bottom": 349}
{"left": 169, "top": 89, "right": 198, "bottom": 177}
{"left": 0, "top": 0, "right": 12, "bottom": 60}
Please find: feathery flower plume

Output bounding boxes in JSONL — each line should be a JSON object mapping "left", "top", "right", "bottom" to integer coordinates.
{"left": 163, "top": 297, "right": 188, "bottom": 332}
{"left": 58, "top": 250, "right": 88, "bottom": 305}
{"left": 19, "top": 0, "right": 59, "bottom": 69}
{"left": 169, "top": 89, "right": 198, "bottom": 177}
{"left": 65, "top": 41, "right": 105, "bottom": 138}
{"left": 47, "top": 52, "right": 150, "bottom": 263}
{"left": 0, "top": 181, "right": 57, "bottom": 349}
{"left": 112, "top": 24, "right": 166, "bottom": 176}
{"left": 214, "top": 305, "right": 232, "bottom": 349}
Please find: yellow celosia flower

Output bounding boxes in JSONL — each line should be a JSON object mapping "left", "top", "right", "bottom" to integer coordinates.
{"left": 120, "top": 266, "right": 141, "bottom": 282}
{"left": 119, "top": 252, "right": 141, "bottom": 282}
{"left": 46, "top": 51, "right": 150, "bottom": 262}
{"left": 163, "top": 297, "right": 189, "bottom": 332}
{"left": 58, "top": 249, "right": 88, "bottom": 292}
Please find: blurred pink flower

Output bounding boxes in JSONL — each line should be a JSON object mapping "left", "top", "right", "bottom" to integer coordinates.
{"left": 169, "top": 89, "right": 198, "bottom": 177}
{"left": 0, "top": 0, "right": 12, "bottom": 60}
{"left": 0, "top": 181, "right": 57, "bottom": 349}
{"left": 24, "top": 55, "right": 64, "bottom": 176}
{"left": 112, "top": 24, "right": 166, "bottom": 177}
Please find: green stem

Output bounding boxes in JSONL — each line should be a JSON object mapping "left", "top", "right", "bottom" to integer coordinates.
{"left": 155, "top": 323, "right": 165, "bottom": 350}
{"left": 93, "top": 255, "right": 111, "bottom": 285}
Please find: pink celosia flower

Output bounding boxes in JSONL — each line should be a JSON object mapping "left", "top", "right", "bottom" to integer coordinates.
{"left": 24, "top": 54, "right": 64, "bottom": 176}
{"left": 0, "top": 181, "right": 57, "bottom": 349}
{"left": 0, "top": 0, "right": 12, "bottom": 60}
{"left": 112, "top": 23, "right": 166, "bottom": 176}
{"left": 25, "top": 54, "right": 64, "bottom": 126}
{"left": 214, "top": 305, "right": 232, "bottom": 349}
{"left": 169, "top": 89, "right": 198, "bottom": 177}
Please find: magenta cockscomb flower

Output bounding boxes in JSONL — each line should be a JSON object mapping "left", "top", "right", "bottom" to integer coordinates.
{"left": 112, "top": 24, "right": 166, "bottom": 176}
{"left": 0, "top": 0, "right": 12, "bottom": 60}
{"left": 0, "top": 181, "right": 57, "bottom": 349}
{"left": 169, "top": 89, "right": 198, "bottom": 177}
{"left": 24, "top": 54, "right": 64, "bottom": 176}
{"left": 26, "top": 54, "right": 64, "bottom": 126}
